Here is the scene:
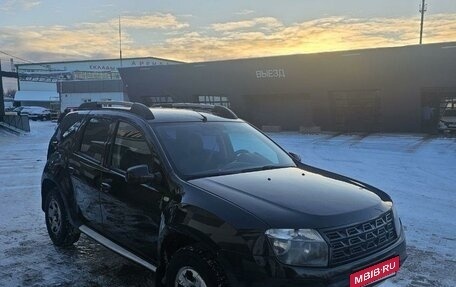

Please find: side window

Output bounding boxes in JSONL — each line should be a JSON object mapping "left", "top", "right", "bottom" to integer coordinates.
{"left": 111, "top": 122, "right": 153, "bottom": 171}
{"left": 80, "top": 118, "right": 113, "bottom": 162}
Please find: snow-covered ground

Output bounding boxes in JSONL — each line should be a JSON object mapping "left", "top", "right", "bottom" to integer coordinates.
{"left": 0, "top": 121, "right": 455, "bottom": 286}
{"left": 0, "top": 122, "right": 155, "bottom": 287}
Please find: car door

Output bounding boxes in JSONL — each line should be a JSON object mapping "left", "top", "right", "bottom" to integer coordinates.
{"left": 99, "top": 120, "right": 164, "bottom": 262}
{"left": 70, "top": 117, "right": 115, "bottom": 232}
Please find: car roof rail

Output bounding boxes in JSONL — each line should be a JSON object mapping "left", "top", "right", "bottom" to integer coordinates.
{"left": 78, "top": 101, "right": 154, "bottom": 120}
{"left": 152, "top": 103, "right": 238, "bottom": 119}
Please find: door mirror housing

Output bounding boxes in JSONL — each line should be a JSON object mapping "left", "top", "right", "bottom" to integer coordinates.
{"left": 126, "top": 164, "right": 161, "bottom": 184}
{"left": 288, "top": 152, "right": 302, "bottom": 162}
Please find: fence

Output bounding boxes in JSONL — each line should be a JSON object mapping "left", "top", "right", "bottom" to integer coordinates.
{"left": 1, "top": 115, "right": 30, "bottom": 132}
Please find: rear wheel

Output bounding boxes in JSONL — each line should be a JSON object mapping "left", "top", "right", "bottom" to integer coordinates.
{"left": 166, "top": 245, "right": 228, "bottom": 287}
{"left": 44, "top": 190, "right": 80, "bottom": 246}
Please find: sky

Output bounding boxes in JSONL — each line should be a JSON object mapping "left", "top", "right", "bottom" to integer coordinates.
{"left": 1, "top": 0, "right": 456, "bottom": 68}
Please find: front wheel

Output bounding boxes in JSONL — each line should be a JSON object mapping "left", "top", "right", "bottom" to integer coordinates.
{"left": 166, "top": 245, "right": 229, "bottom": 287}
{"left": 44, "top": 190, "right": 80, "bottom": 246}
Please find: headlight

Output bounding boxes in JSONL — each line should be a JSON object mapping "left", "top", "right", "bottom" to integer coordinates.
{"left": 392, "top": 205, "right": 402, "bottom": 237}
{"left": 265, "top": 229, "right": 328, "bottom": 267}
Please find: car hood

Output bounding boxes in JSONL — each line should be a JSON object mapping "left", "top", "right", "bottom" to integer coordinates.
{"left": 188, "top": 167, "right": 391, "bottom": 229}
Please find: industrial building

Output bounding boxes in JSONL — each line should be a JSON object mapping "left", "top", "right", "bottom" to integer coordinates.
{"left": 15, "top": 57, "right": 181, "bottom": 110}
{"left": 119, "top": 42, "right": 456, "bottom": 133}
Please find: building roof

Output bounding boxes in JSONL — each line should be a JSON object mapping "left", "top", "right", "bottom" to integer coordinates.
{"left": 15, "top": 56, "right": 183, "bottom": 67}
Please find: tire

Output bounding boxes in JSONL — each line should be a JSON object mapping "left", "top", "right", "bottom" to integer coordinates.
{"left": 166, "top": 245, "right": 229, "bottom": 287}
{"left": 44, "top": 190, "right": 80, "bottom": 246}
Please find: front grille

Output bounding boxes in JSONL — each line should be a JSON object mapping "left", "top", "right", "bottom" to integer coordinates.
{"left": 321, "top": 210, "right": 397, "bottom": 266}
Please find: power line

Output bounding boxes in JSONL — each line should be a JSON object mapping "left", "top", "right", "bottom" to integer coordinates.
{"left": 0, "top": 50, "right": 34, "bottom": 64}
{"left": 0, "top": 50, "right": 65, "bottom": 72}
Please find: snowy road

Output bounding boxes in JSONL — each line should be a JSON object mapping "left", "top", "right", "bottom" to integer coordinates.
{"left": 0, "top": 121, "right": 455, "bottom": 286}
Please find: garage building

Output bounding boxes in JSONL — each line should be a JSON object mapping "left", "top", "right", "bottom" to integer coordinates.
{"left": 119, "top": 42, "right": 456, "bottom": 133}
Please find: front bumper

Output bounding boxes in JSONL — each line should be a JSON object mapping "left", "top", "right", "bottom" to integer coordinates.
{"left": 220, "top": 230, "right": 407, "bottom": 287}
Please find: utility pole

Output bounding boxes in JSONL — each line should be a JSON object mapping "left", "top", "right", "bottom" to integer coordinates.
{"left": 419, "top": 0, "right": 427, "bottom": 44}
{"left": 119, "top": 16, "right": 123, "bottom": 67}
{"left": 0, "top": 59, "right": 4, "bottom": 120}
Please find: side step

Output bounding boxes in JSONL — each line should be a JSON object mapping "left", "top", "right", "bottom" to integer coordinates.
{"left": 79, "top": 225, "right": 157, "bottom": 272}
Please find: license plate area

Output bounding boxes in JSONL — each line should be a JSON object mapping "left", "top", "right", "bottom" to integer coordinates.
{"left": 350, "top": 256, "right": 400, "bottom": 287}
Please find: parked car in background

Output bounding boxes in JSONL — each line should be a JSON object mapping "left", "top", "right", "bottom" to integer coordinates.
{"left": 12, "top": 106, "right": 26, "bottom": 114}
{"left": 438, "top": 109, "right": 456, "bottom": 133}
{"left": 13, "top": 106, "right": 53, "bottom": 121}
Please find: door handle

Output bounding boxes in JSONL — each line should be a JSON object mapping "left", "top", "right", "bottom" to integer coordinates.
{"left": 68, "top": 166, "right": 77, "bottom": 175}
{"left": 101, "top": 182, "right": 111, "bottom": 193}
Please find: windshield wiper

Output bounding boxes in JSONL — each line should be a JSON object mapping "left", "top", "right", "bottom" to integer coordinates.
{"left": 186, "top": 165, "right": 293, "bottom": 180}
{"left": 240, "top": 165, "right": 290, "bottom": 173}
{"left": 186, "top": 170, "right": 239, "bottom": 180}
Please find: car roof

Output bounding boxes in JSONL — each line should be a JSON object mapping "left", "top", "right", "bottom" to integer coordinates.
{"left": 147, "top": 108, "right": 241, "bottom": 123}
{"left": 73, "top": 102, "right": 241, "bottom": 123}
{"left": 74, "top": 107, "right": 242, "bottom": 123}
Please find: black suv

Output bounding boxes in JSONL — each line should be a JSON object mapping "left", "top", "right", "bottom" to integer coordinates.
{"left": 42, "top": 101, "right": 406, "bottom": 287}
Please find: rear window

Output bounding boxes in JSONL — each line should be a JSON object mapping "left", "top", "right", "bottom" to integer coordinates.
{"left": 57, "top": 113, "right": 84, "bottom": 140}
{"left": 110, "top": 121, "right": 153, "bottom": 171}
{"left": 80, "top": 118, "right": 114, "bottom": 162}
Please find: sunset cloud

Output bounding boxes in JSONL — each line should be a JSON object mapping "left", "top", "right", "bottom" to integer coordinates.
{"left": 0, "top": 23, "right": 119, "bottom": 61}
{"left": 22, "top": 0, "right": 40, "bottom": 10}
{"left": 211, "top": 17, "right": 282, "bottom": 32}
{"left": 145, "top": 14, "right": 456, "bottom": 61}
{"left": 0, "top": 0, "right": 41, "bottom": 11}
{"left": 235, "top": 9, "right": 255, "bottom": 16}
{"left": 111, "top": 13, "right": 189, "bottom": 30}
{"left": 1, "top": 13, "right": 456, "bottom": 63}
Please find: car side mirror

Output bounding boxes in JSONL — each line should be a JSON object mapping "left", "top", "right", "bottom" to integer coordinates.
{"left": 126, "top": 164, "right": 161, "bottom": 184}
{"left": 288, "top": 152, "right": 302, "bottom": 162}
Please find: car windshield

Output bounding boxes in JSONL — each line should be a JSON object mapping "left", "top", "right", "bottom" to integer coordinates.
{"left": 153, "top": 121, "right": 296, "bottom": 179}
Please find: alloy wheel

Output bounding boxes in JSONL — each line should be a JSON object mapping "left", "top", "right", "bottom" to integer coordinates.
{"left": 48, "top": 198, "right": 62, "bottom": 234}
{"left": 175, "top": 267, "right": 207, "bottom": 287}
